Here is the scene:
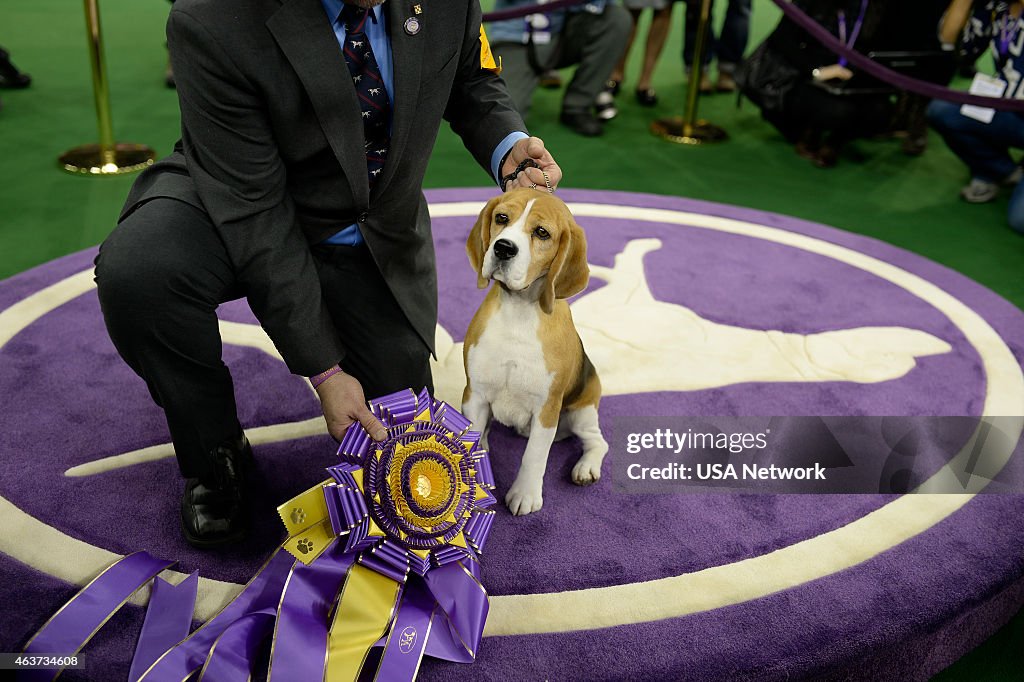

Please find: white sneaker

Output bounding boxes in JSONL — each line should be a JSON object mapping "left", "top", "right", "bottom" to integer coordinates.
{"left": 594, "top": 90, "right": 617, "bottom": 121}
{"left": 960, "top": 178, "right": 1000, "bottom": 203}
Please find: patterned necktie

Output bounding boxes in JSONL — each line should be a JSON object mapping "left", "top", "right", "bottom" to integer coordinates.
{"left": 339, "top": 4, "right": 391, "bottom": 188}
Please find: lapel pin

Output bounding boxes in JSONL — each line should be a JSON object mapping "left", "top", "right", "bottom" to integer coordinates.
{"left": 413, "top": 4, "right": 422, "bottom": 14}
{"left": 404, "top": 16, "right": 421, "bottom": 35}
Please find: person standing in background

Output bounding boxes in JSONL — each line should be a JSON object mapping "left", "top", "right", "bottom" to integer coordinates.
{"left": 683, "top": 0, "right": 752, "bottom": 93}
{"left": 608, "top": 0, "right": 679, "bottom": 107}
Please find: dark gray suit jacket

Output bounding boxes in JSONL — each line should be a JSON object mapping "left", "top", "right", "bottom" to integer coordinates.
{"left": 121, "top": 0, "right": 525, "bottom": 376}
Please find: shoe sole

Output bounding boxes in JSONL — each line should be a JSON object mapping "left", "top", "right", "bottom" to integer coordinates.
{"left": 961, "top": 195, "right": 998, "bottom": 204}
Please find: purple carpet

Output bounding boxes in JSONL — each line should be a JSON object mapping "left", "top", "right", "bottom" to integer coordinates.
{"left": 1, "top": 188, "right": 1022, "bottom": 681}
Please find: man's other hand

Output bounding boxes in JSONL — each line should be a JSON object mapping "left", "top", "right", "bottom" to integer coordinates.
{"left": 502, "top": 136, "right": 563, "bottom": 191}
{"left": 315, "top": 370, "right": 387, "bottom": 442}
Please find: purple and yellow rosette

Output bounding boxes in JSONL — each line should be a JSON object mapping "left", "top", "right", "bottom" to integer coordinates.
{"left": 273, "top": 387, "right": 497, "bottom": 679}
{"left": 19, "top": 388, "right": 495, "bottom": 682}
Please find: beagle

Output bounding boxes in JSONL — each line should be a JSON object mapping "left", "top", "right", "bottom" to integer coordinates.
{"left": 461, "top": 189, "right": 608, "bottom": 516}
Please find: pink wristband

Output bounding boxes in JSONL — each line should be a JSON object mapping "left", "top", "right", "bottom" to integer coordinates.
{"left": 309, "top": 365, "right": 344, "bottom": 389}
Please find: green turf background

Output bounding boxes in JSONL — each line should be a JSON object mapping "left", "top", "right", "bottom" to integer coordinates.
{"left": 0, "top": 0, "right": 1021, "bottom": 678}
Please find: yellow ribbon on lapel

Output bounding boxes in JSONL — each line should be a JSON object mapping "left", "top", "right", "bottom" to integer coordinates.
{"left": 479, "top": 26, "right": 502, "bottom": 75}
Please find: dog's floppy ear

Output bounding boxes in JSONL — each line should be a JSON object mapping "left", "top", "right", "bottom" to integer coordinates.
{"left": 467, "top": 196, "right": 502, "bottom": 289}
{"left": 540, "top": 217, "right": 590, "bottom": 315}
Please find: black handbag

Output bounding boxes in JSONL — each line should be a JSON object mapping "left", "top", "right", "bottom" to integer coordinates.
{"left": 734, "top": 41, "right": 801, "bottom": 115}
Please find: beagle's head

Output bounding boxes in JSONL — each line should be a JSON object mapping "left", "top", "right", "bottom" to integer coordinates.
{"left": 467, "top": 188, "right": 590, "bottom": 314}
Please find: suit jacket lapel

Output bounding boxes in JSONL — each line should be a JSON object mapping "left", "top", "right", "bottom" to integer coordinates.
{"left": 267, "top": 0, "right": 369, "bottom": 208}
{"left": 372, "top": 0, "right": 425, "bottom": 200}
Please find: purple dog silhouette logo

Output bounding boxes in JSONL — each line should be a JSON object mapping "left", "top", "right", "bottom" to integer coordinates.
{"left": 0, "top": 189, "right": 1021, "bottom": 669}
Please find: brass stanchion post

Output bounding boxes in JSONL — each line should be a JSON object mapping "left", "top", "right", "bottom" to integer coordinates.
{"left": 651, "top": 0, "right": 728, "bottom": 145}
{"left": 59, "top": 0, "right": 156, "bottom": 175}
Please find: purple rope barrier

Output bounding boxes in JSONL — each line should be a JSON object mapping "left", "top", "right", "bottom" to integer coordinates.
{"left": 482, "top": 0, "right": 590, "bottom": 23}
{"left": 768, "top": 0, "right": 1024, "bottom": 112}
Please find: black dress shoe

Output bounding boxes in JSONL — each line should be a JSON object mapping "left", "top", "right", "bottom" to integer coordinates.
{"left": 0, "top": 49, "right": 31, "bottom": 89}
{"left": 635, "top": 88, "right": 658, "bottom": 107}
{"left": 559, "top": 110, "right": 603, "bottom": 137}
{"left": 181, "top": 434, "right": 252, "bottom": 548}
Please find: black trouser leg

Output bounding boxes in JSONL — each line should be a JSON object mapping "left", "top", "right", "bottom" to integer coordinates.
{"left": 558, "top": 6, "right": 633, "bottom": 114}
{"left": 96, "top": 199, "right": 434, "bottom": 484}
{"left": 312, "top": 244, "right": 433, "bottom": 398}
{"left": 95, "top": 198, "right": 243, "bottom": 481}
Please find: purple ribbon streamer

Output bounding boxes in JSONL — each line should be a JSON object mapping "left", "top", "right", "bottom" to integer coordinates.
{"left": 19, "top": 552, "right": 174, "bottom": 682}
{"left": 138, "top": 550, "right": 294, "bottom": 681}
{"left": 770, "top": 0, "right": 1024, "bottom": 112}
{"left": 197, "top": 608, "right": 277, "bottom": 682}
{"left": 375, "top": 580, "right": 435, "bottom": 681}
{"left": 269, "top": 544, "right": 357, "bottom": 682}
{"left": 423, "top": 560, "right": 488, "bottom": 663}
{"left": 128, "top": 573, "right": 198, "bottom": 682}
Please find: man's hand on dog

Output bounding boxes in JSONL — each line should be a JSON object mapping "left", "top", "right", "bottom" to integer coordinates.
{"left": 315, "top": 370, "right": 387, "bottom": 443}
{"left": 502, "top": 136, "right": 562, "bottom": 191}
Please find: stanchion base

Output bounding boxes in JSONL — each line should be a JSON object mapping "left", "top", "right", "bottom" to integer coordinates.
{"left": 651, "top": 117, "right": 729, "bottom": 145}
{"left": 58, "top": 143, "right": 157, "bottom": 176}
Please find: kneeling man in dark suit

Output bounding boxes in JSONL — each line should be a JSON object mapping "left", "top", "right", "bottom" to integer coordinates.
{"left": 94, "top": 0, "right": 560, "bottom": 548}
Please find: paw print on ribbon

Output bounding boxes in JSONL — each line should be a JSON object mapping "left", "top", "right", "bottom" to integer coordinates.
{"left": 296, "top": 538, "right": 314, "bottom": 555}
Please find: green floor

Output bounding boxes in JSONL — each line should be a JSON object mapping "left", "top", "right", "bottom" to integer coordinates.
{"left": 0, "top": 0, "right": 1021, "bottom": 678}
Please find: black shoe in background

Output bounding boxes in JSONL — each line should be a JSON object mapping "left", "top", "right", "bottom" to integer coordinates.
{"left": 635, "top": 88, "right": 658, "bottom": 107}
{"left": 181, "top": 433, "right": 253, "bottom": 548}
{"left": 0, "top": 48, "right": 31, "bottom": 89}
{"left": 560, "top": 110, "right": 603, "bottom": 137}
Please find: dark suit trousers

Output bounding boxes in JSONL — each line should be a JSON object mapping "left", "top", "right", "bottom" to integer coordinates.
{"left": 94, "top": 198, "right": 432, "bottom": 481}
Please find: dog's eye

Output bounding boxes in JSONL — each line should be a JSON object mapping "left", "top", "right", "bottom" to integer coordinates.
{"left": 533, "top": 226, "right": 551, "bottom": 240}
{"left": 494, "top": 213, "right": 509, "bottom": 225}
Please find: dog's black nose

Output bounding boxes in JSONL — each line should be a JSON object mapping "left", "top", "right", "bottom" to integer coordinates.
{"left": 493, "top": 239, "right": 518, "bottom": 261}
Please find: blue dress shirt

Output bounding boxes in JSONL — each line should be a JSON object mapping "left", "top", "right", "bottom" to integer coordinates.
{"left": 319, "top": 0, "right": 527, "bottom": 245}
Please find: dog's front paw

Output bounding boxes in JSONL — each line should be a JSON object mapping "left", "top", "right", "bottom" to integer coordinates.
{"left": 505, "top": 482, "right": 543, "bottom": 516}
{"left": 572, "top": 456, "right": 603, "bottom": 486}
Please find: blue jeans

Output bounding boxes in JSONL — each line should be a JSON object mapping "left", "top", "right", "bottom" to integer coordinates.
{"left": 683, "top": 0, "right": 752, "bottom": 72}
{"left": 927, "top": 99, "right": 1024, "bottom": 234}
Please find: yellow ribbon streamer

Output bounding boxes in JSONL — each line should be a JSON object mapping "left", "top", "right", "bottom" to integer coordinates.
{"left": 326, "top": 563, "right": 403, "bottom": 681}
{"left": 278, "top": 480, "right": 335, "bottom": 565}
